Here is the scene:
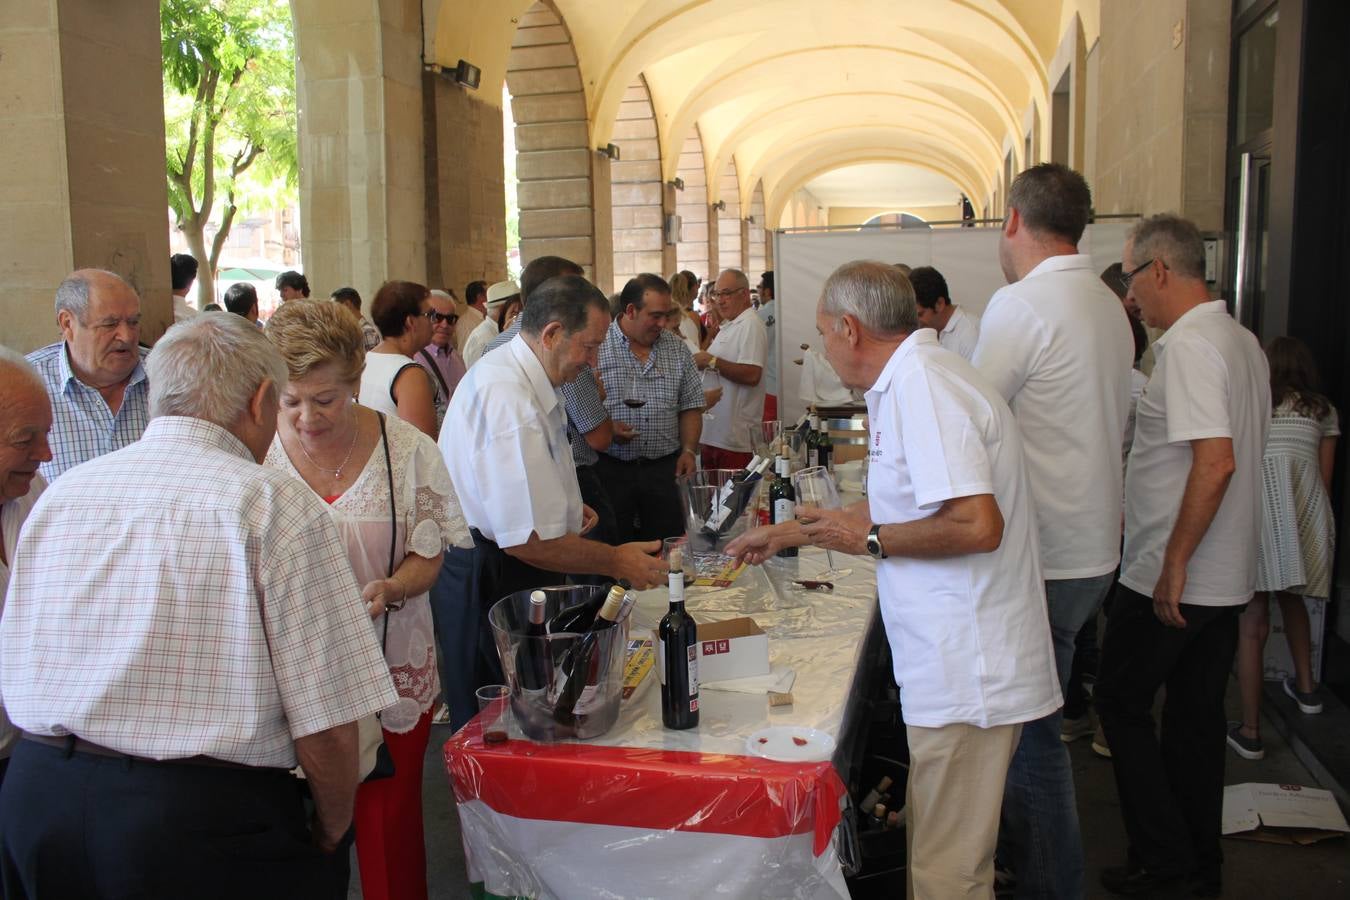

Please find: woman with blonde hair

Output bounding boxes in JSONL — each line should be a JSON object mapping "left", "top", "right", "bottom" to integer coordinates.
{"left": 265, "top": 300, "right": 471, "bottom": 900}
{"left": 669, "top": 270, "right": 704, "bottom": 352}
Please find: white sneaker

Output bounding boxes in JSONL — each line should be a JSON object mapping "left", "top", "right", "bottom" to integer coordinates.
{"left": 1283, "top": 677, "right": 1323, "bottom": 714}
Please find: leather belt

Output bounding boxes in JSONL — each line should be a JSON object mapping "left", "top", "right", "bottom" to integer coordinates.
{"left": 22, "top": 732, "right": 281, "bottom": 773}
{"left": 599, "top": 450, "right": 679, "bottom": 466}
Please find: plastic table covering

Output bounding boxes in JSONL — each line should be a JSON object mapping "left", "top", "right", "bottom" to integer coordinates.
{"left": 443, "top": 538, "right": 879, "bottom": 900}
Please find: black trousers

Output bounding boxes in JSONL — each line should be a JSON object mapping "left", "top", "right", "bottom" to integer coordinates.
{"left": 574, "top": 462, "right": 617, "bottom": 547}
{"left": 595, "top": 451, "right": 685, "bottom": 544}
{"left": 1094, "top": 587, "right": 1240, "bottom": 881}
{"left": 0, "top": 739, "right": 347, "bottom": 899}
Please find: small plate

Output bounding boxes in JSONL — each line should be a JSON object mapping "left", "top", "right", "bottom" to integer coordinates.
{"left": 745, "top": 725, "right": 837, "bottom": 762}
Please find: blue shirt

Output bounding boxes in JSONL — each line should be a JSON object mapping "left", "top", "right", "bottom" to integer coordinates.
{"left": 483, "top": 318, "right": 608, "bottom": 467}
{"left": 596, "top": 320, "right": 704, "bottom": 460}
{"left": 26, "top": 342, "right": 150, "bottom": 481}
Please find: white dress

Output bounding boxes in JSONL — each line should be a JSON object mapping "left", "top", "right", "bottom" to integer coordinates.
{"left": 265, "top": 414, "right": 471, "bottom": 732}
{"left": 1255, "top": 396, "right": 1338, "bottom": 598}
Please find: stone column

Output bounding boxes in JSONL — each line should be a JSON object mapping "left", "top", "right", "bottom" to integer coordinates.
{"left": 0, "top": 0, "right": 171, "bottom": 352}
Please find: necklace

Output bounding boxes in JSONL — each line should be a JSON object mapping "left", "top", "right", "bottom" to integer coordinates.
{"left": 297, "top": 412, "right": 360, "bottom": 480}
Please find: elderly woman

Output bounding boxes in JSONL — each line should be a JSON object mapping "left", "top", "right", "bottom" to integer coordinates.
{"left": 265, "top": 300, "right": 470, "bottom": 900}
{"left": 361, "top": 280, "right": 439, "bottom": 438}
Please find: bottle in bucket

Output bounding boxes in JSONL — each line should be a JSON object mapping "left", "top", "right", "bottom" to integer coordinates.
{"left": 659, "top": 548, "right": 699, "bottom": 730}
{"left": 551, "top": 582, "right": 628, "bottom": 727}
{"left": 770, "top": 455, "right": 798, "bottom": 558}
{"left": 515, "top": 590, "right": 550, "bottom": 692}
{"left": 703, "top": 456, "right": 771, "bottom": 535}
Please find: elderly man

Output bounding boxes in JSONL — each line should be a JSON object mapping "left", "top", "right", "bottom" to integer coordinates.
{"left": 909, "top": 266, "right": 979, "bottom": 361}
{"left": 596, "top": 273, "right": 705, "bottom": 543}
{"left": 1095, "top": 216, "right": 1269, "bottom": 897}
{"left": 438, "top": 275, "right": 665, "bottom": 726}
{"left": 415, "top": 289, "right": 466, "bottom": 429}
{"left": 694, "top": 269, "right": 767, "bottom": 469}
{"left": 0, "top": 314, "right": 396, "bottom": 895}
{"left": 0, "top": 349, "right": 53, "bottom": 790}
{"left": 972, "top": 163, "right": 1133, "bottom": 898}
{"left": 728, "top": 261, "right": 1058, "bottom": 899}
{"left": 170, "top": 253, "right": 200, "bottom": 322}
{"left": 26, "top": 269, "right": 150, "bottom": 481}
{"left": 462, "top": 280, "right": 519, "bottom": 367}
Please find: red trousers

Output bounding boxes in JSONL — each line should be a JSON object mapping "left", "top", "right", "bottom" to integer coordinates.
{"left": 701, "top": 446, "right": 754, "bottom": 471}
{"left": 762, "top": 394, "right": 778, "bottom": 422}
{"left": 354, "top": 708, "right": 432, "bottom": 900}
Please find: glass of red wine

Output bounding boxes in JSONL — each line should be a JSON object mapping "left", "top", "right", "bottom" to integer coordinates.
{"left": 476, "top": 684, "right": 511, "bottom": 744}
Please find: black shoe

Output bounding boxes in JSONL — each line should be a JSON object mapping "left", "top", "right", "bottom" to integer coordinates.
{"left": 1101, "top": 864, "right": 1187, "bottom": 896}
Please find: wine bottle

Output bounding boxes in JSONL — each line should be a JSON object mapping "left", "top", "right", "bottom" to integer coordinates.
{"left": 770, "top": 456, "right": 798, "bottom": 558}
{"left": 516, "top": 590, "right": 551, "bottom": 692}
{"left": 547, "top": 585, "right": 612, "bottom": 636}
{"left": 658, "top": 548, "right": 699, "bottom": 730}
{"left": 859, "top": 775, "right": 893, "bottom": 811}
{"left": 806, "top": 412, "right": 821, "bottom": 467}
{"left": 551, "top": 583, "right": 627, "bottom": 726}
{"left": 703, "top": 456, "right": 770, "bottom": 533}
{"left": 817, "top": 415, "right": 833, "bottom": 472}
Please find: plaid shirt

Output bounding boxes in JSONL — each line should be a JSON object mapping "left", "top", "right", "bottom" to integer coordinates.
{"left": 597, "top": 321, "right": 704, "bottom": 460}
{"left": 0, "top": 416, "right": 398, "bottom": 767}
{"left": 26, "top": 341, "right": 151, "bottom": 481}
{"left": 484, "top": 319, "right": 607, "bottom": 467}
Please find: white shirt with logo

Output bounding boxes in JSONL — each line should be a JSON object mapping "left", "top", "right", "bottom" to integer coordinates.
{"left": 1120, "top": 301, "right": 1271, "bottom": 606}
{"left": 701, "top": 307, "right": 768, "bottom": 452}
{"left": 866, "top": 329, "right": 1060, "bottom": 728}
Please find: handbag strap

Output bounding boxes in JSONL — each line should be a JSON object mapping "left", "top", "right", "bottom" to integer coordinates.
{"left": 417, "top": 348, "right": 452, "bottom": 402}
{"left": 378, "top": 412, "right": 395, "bottom": 652}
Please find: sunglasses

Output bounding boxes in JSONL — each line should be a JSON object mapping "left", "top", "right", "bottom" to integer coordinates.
{"left": 423, "top": 311, "right": 459, "bottom": 325}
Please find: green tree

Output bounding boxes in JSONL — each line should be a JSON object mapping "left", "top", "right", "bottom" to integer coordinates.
{"left": 161, "top": 0, "right": 296, "bottom": 303}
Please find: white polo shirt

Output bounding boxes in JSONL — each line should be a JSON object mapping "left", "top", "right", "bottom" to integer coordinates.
{"left": 1120, "top": 300, "right": 1270, "bottom": 606}
{"left": 938, "top": 305, "right": 980, "bottom": 361}
{"left": 439, "top": 334, "right": 584, "bottom": 548}
{"left": 461, "top": 316, "right": 500, "bottom": 369}
{"left": 701, "top": 306, "right": 767, "bottom": 452}
{"left": 973, "top": 254, "right": 1134, "bottom": 580}
{"left": 866, "top": 329, "right": 1060, "bottom": 729}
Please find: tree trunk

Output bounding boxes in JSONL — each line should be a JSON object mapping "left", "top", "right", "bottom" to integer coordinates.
{"left": 182, "top": 223, "right": 215, "bottom": 307}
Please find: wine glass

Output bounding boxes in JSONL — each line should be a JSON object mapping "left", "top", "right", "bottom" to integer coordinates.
{"left": 791, "top": 465, "right": 853, "bottom": 580}
{"left": 702, "top": 370, "right": 722, "bottom": 426}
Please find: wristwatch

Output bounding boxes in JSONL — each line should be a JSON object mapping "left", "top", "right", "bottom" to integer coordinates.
{"left": 866, "top": 525, "right": 887, "bottom": 560}
{"left": 708, "top": 355, "right": 719, "bottom": 372}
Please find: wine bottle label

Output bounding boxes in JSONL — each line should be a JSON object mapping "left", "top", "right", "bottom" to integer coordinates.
{"left": 773, "top": 497, "right": 794, "bottom": 525}
{"left": 573, "top": 682, "right": 604, "bottom": 715}
{"left": 686, "top": 645, "right": 699, "bottom": 707}
{"left": 808, "top": 448, "right": 818, "bottom": 467}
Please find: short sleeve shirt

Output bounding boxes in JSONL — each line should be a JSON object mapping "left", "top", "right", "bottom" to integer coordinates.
{"left": 866, "top": 330, "right": 1060, "bottom": 728}
{"left": 597, "top": 321, "right": 704, "bottom": 460}
{"left": 440, "top": 334, "right": 584, "bottom": 548}
{"left": 938, "top": 305, "right": 980, "bottom": 361}
{"left": 1120, "top": 301, "right": 1271, "bottom": 606}
{"left": 701, "top": 307, "right": 768, "bottom": 452}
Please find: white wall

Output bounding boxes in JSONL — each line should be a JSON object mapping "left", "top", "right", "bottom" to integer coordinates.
{"left": 771, "top": 221, "right": 1136, "bottom": 422}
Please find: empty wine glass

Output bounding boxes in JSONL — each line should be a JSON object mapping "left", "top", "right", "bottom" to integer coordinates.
{"left": 791, "top": 465, "right": 853, "bottom": 580}
{"left": 702, "top": 370, "right": 722, "bottom": 425}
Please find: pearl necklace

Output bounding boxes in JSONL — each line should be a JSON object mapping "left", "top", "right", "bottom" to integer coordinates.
{"left": 298, "top": 414, "right": 359, "bottom": 480}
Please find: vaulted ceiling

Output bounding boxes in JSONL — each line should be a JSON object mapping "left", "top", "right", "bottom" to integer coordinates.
{"left": 428, "top": 0, "right": 1099, "bottom": 226}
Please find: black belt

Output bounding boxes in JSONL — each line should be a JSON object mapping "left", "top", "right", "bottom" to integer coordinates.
{"left": 599, "top": 450, "right": 680, "bottom": 466}
{"left": 23, "top": 733, "right": 283, "bottom": 773}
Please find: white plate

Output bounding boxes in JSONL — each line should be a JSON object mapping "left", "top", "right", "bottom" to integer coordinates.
{"left": 744, "top": 725, "right": 837, "bottom": 762}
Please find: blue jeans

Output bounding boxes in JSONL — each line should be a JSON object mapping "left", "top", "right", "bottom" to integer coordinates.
{"left": 1000, "top": 572, "right": 1114, "bottom": 899}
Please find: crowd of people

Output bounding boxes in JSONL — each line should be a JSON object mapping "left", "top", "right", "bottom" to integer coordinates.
{"left": 0, "top": 160, "right": 1336, "bottom": 899}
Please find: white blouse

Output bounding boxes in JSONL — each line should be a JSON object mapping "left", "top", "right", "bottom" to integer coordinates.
{"left": 265, "top": 412, "right": 471, "bottom": 732}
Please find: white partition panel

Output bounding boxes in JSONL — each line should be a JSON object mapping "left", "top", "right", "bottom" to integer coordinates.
{"left": 773, "top": 221, "right": 1137, "bottom": 422}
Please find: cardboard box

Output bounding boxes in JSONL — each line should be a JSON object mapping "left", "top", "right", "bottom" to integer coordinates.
{"left": 1222, "top": 782, "right": 1350, "bottom": 845}
{"left": 684, "top": 617, "right": 773, "bottom": 684}
{"left": 1263, "top": 596, "right": 1327, "bottom": 683}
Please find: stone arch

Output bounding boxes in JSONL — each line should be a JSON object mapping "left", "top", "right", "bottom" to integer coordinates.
{"left": 506, "top": 1, "right": 611, "bottom": 288}
{"left": 675, "top": 127, "right": 711, "bottom": 279}
{"left": 716, "top": 158, "right": 743, "bottom": 272}
{"left": 609, "top": 75, "right": 669, "bottom": 291}
{"left": 748, "top": 180, "right": 768, "bottom": 276}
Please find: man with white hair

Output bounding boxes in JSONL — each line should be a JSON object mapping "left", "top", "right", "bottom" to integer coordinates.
{"left": 0, "top": 314, "right": 397, "bottom": 894}
{"left": 693, "top": 269, "right": 767, "bottom": 469}
{"left": 0, "top": 348, "right": 53, "bottom": 790}
{"left": 727, "top": 261, "right": 1059, "bottom": 899}
{"left": 26, "top": 269, "right": 151, "bottom": 481}
{"left": 417, "top": 289, "right": 466, "bottom": 429}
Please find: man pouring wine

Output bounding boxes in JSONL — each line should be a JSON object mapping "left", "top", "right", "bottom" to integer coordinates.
{"left": 725, "top": 260, "right": 1059, "bottom": 899}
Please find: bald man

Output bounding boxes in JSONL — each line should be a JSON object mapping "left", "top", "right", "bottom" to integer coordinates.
{"left": 0, "top": 347, "right": 54, "bottom": 787}
{"left": 25, "top": 270, "right": 150, "bottom": 481}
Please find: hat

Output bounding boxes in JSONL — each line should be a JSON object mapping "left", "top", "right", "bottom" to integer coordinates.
{"left": 486, "top": 279, "right": 520, "bottom": 307}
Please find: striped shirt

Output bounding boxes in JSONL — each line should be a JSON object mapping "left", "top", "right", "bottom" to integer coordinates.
{"left": 0, "top": 416, "right": 398, "bottom": 767}
{"left": 26, "top": 341, "right": 150, "bottom": 481}
{"left": 484, "top": 318, "right": 608, "bottom": 467}
{"left": 597, "top": 320, "right": 704, "bottom": 460}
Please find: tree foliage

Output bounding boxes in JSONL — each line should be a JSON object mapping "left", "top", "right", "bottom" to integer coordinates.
{"left": 162, "top": 0, "right": 296, "bottom": 301}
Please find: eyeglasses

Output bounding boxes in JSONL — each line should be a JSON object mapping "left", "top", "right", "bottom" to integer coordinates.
{"left": 426, "top": 311, "right": 458, "bottom": 325}
{"left": 1119, "top": 258, "right": 1162, "bottom": 291}
{"left": 710, "top": 287, "right": 746, "bottom": 299}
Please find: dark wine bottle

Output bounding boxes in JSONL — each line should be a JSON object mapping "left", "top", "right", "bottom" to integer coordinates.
{"left": 806, "top": 412, "right": 821, "bottom": 467}
{"left": 551, "top": 583, "right": 627, "bottom": 726}
{"left": 515, "top": 590, "right": 550, "bottom": 692}
{"left": 703, "top": 456, "right": 771, "bottom": 535}
{"left": 547, "top": 586, "right": 611, "bottom": 636}
{"left": 770, "top": 456, "right": 798, "bottom": 558}
{"left": 817, "top": 415, "right": 833, "bottom": 472}
{"left": 659, "top": 548, "right": 699, "bottom": 730}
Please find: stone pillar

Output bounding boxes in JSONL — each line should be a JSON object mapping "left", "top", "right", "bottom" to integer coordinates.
{"left": 0, "top": 0, "right": 171, "bottom": 352}
{"left": 661, "top": 182, "right": 678, "bottom": 278}
{"left": 706, "top": 208, "right": 720, "bottom": 278}
{"left": 293, "top": 0, "right": 426, "bottom": 302}
{"left": 610, "top": 77, "right": 664, "bottom": 290}
{"left": 717, "top": 163, "right": 743, "bottom": 272}
{"left": 675, "top": 130, "right": 711, "bottom": 279}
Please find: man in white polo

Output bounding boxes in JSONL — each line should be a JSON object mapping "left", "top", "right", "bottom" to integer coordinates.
{"left": 1095, "top": 215, "right": 1269, "bottom": 897}
{"left": 972, "top": 162, "right": 1133, "bottom": 897}
{"left": 693, "top": 269, "right": 766, "bottom": 470}
{"left": 727, "top": 261, "right": 1059, "bottom": 898}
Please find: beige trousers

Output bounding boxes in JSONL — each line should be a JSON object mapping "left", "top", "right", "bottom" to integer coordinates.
{"left": 904, "top": 721, "right": 1022, "bottom": 900}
